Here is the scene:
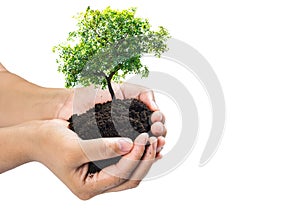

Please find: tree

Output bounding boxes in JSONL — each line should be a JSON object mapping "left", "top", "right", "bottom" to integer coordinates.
{"left": 53, "top": 6, "right": 170, "bottom": 99}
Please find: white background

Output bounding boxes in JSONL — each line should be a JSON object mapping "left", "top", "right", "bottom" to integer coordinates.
{"left": 1, "top": 0, "right": 300, "bottom": 212}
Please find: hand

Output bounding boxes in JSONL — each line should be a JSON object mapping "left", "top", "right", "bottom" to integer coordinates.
{"left": 119, "top": 83, "right": 167, "bottom": 158}
{"left": 0, "top": 64, "right": 167, "bottom": 155}
{"left": 58, "top": 83, "right": 167, "bottom": 158}
{"left": 25, "top": 119, "right": 158, "bottom": 200}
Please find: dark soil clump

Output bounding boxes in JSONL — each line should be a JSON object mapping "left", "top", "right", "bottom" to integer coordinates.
{"left": 68, "top": 98, "right": 153, "bottom": 174}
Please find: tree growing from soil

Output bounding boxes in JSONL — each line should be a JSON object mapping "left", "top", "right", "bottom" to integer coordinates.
{"left": 53, "top": 6, "right": 170, "bottom": 173}
{"left": 53, "top": 6, "right": 170, "bottom": 99}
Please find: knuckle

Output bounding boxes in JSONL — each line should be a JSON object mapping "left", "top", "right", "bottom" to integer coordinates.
{"left": 105, "top": 141, "right": 119, "bottom": 157}
{"left": 111, "top": 141, "right": 120, "bottom": 154}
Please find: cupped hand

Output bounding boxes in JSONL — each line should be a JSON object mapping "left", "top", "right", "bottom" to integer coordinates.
{"left": 28, "top": 119, "right": 158, "bottom": 200}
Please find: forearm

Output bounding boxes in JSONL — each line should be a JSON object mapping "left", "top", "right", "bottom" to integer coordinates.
{"left": 0, "top": 124, "right": 34, "bottom": 173}
{"left": 0, "top": 71, "right": 72, "bottom": 126}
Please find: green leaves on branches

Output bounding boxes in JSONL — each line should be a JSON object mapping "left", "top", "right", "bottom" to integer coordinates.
{"left": 53, "top": 6, "right": 170, "bottom": 97}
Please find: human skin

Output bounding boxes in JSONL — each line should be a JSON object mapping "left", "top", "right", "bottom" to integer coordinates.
{"left": 0, "top": 63, "right": 166, "bottom": 153}
{"left": 0, "top": 63, "right": 166, "bottom": 199}
{"left": 0, "top": 120, "right": 160, "bottom": 199}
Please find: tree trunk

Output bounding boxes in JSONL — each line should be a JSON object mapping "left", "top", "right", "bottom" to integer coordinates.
{"left": 106, "top": 76, "right": 115, "bottom": 100}
{"left": 106, "top": 68, "right": 119, "bottom": 100}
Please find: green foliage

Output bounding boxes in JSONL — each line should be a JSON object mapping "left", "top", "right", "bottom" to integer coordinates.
{"left": 53, "top": 6, "right": 170, "bottom": 89}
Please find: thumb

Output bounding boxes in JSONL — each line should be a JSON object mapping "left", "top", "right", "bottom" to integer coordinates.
{"left": 79, "top": 137, "right": 133, "bottom": 163}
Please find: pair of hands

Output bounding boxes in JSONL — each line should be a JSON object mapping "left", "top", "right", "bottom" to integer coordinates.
{"left": 42, "top": 84, "right": 167, "bottom": 199}
{"left": 0, "top": 64, "right": 166, "bottom": 200}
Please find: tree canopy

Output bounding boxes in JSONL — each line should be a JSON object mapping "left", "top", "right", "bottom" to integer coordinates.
{"left": 53, "top": 6, "right": 170, "bottom": 94}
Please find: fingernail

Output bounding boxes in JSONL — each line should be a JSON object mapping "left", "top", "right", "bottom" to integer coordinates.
{"left": 151, "top": 122, "right": 164, "bottom": 135}
{"left": 136, "top": 133, "right": 149, "bottom": 145}
{"left": 118, "top": 138, "right": 133, "bottom": 152}
{"left": 149, "top": 137, "right": 158, "bottom": 145}
{"left": 151, "top": 111, "right": 163, "bottom": 122}
{"left": 151, "top": 100, "right": 159, "bottom": 110}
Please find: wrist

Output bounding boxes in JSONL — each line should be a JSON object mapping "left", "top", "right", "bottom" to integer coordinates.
{"left": 15, "top": 120, "right": 50, "bottom": 163}
{"left": 0, "top": 71, "right": 74, "bottom": 126}
{"left": 0, "top": 123, "right": 37, "bottom": 173}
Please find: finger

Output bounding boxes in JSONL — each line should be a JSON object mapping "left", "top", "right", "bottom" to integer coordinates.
{"left": 104, "top": 137, "right": 157, "bottom": 193}
{"left": 0, "top": 63, "right": 8, "bottom": 72}
{"left": 151, "top": 111, "right": 165, "bottom": 124}
{"left": 79, "top": 137, "right": 133, "bottom": 163}
{"left": 151, "top": 122, "right": 167, "bottom": 137}
{"left": 139, "top": 90, "right": 158, "bottom": 111}
{"left": 103, "top": 133, "right": 148, "bottom": 179}
{"left": 120, "top": 82, "right": 147, "bottom": 99}
{"left": 87, "top": 133, "right": 149, "bottom": 193}
{"left": 156, "top": 136, "right": 166, "bottom": 154}
{"left": 155, "top": 153, "right": 163, "bottom": 162}
{"left": 131, "top": 137, "right": 157, "bottom": 179}
{"left": 120, "top": 83, "right": 158, "bottom": 111}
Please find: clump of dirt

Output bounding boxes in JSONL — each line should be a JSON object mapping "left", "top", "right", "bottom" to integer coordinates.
{"left": 69, "top": 99, "right": 153, "bottom": 173}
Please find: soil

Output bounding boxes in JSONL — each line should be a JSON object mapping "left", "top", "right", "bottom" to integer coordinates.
{"left": 68, "top": 98, "right": 153, "bottom": 174}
